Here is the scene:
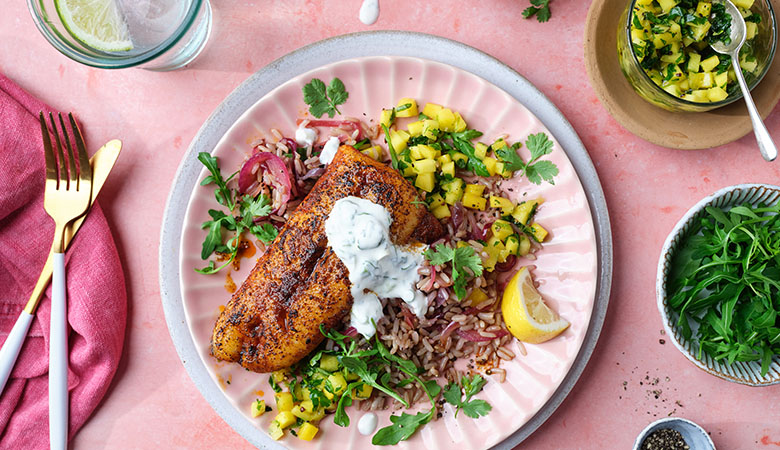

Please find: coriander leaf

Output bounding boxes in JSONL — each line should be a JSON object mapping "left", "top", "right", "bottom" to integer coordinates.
{"left": 241, "top": 194, "right": 272, "bottom": 219}
{"left": 522, "top": 0, "right": 551, "bottom": 23}
{"left": 327, "top": 78, "right": 349, "bottom": 110}
{"left": 424, "top": 244, "right": 455, "bottom": 266}
{"left": 525, "top": 132, "right": 554, "bottom": 160}
{"left": 372, "top": 410, "right": 433, "bottom": 446}
{"left": 250, "top": 222, "right": 278, "bottom": 243}
{"left": 443, "top": 382, "right": 462, "bottom": 406}
{"left": 461, "top": 399, "right": 492, "bottom": 418}
{"left": 524, "top": 160, "right": 559, "bottom": 185}
{"left": 303, "top": 77, "right": 348, "bottom": 118}
{"left": 453, "top": 246, "right": 484, "bottom": 278}
{"left": 495, "top": 145, "right": 526, "bottom": 173}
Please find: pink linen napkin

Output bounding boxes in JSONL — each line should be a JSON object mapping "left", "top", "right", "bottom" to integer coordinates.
{"left": 0, "top": 73, "right": 127, "bottom": 448}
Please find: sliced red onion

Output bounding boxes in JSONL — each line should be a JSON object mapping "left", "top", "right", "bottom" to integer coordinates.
{"left": 451, "top": 202, "right": 465, "bottom": 229}
{"left": 297, "top": 118, "right": 364, "bottom": 140}
{"left": 495, "top": 255, "right": 518, "bottom": 272}
{"left": 343, "top": 326, "right": 358, "bottom": 338}
{"left": 301, "top": 167, "right": 326, "bottom": 180}
{"left": 439, "top": 321, "right": 460, "bottom": 343}
{"left": 238, "top": 151, "right": 292, "bottom": 212}
{"left": 400, "top": 305, "right": 416, "bottom": 328}
{"left": 470, "top": 220, "right": 493, "bottom": 241}
{"left": 436, "top": 288, "right": 449, "bottom": 305}
{"left": 280, "top": 138, "right": 298, "bottom": 153}
{"left": 456, "top": 329, "right": 509, "bottom": 342}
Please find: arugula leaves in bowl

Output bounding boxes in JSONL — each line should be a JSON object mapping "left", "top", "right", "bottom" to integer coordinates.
{"left": 658, "top": 184, "right": 780, "bottom": 385}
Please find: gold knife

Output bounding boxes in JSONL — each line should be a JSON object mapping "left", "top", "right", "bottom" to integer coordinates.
{"left": 0, "top": 139, "right": 121, "bottom": 395}
{"left": 24, "top": 139, "right": 122, "bottom": 314}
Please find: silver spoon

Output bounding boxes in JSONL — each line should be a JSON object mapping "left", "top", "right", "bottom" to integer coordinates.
{"left": 710, "top": 0, "right": 777, "bottom": 161}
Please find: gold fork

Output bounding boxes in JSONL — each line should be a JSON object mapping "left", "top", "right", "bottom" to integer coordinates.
{"left": 40, "top": 112, "right": 93, "bottom": 450}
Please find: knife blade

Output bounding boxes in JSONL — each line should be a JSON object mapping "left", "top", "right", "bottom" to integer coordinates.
{"left": 23, "top": 139, "right": 122, "bottom": 314}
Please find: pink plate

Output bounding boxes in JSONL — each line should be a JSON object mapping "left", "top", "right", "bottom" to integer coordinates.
{"left": 178, "top": 56, "right": 597, "bottom": 449}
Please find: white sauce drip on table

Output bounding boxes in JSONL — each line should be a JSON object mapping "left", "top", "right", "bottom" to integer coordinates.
{"left": 358, "top": 412, "right": 378, "bottom": 435}
{"left": 359, "top": 0, "right": 380, "bottom": 25}
{"left": 294, "top": 126, "right": 318, "bottom": 148}
{"left": 319, "top": 136, "right": 341, "bottom": 164}
{"left": 324, "top": 197, "right": 427, "bottom": 338}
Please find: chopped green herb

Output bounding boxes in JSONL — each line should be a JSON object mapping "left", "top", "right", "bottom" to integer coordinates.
{"left": 495, "top": 132, "right": 559, "bottom": 185}
{"left": 443, "top": 374, "right": 492, "bottom": 418}
{"left": 522, "top": 0, "right": 552, "bottom": 23}
{"left": 303, "top": 78, "right": 349, "bottom": 118}
{"left": 424, "top": 244, "right": 484, "bottom": 300}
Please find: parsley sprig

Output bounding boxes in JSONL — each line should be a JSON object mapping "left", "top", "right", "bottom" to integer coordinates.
{"left": 424, "top": 244, "right": 484, "bottom": 300}
{"left": 195, "top": 152, "right": 279, "bottom": 275}
{"left": 443, "top": 374, "right": 492, "bottom": 418}
{"left": 495, "top": 132, "right": 559, "bottom": 185}
{"left": 522, "top": 0, "right": 552, "bottom": 23}
{"left": 303, "top": 78, "right": 349, "bottom": 118}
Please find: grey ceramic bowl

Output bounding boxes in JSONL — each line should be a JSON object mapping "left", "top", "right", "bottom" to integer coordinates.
{"left": 657, "top": 184, "right": 780, "bottom": 386}
{"left": 633, "top": 417, "right": 715, "bottom": 450}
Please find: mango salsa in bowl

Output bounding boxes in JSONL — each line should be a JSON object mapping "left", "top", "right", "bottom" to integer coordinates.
{"left": 618, "top": 0, "right": 777, "bottom": 112}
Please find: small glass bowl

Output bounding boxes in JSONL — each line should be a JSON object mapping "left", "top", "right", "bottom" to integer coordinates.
{"left": 617, "top": 0, "right": 777, "bottom": 112}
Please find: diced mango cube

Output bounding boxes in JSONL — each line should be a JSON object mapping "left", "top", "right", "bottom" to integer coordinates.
{"left": 298, "top": 422, "right": 319, "bottom": 441}
{"left": 422, "top": 102, "right": 443, "bottom": 118}
{"left": 707, "top": 86, "right": 728, "bottom": 102}
{"left": 268, "top": 420, "right": 284, "bottom": 440}
{"left": 453, "top": 112, "right": 467, "bottom": 132}
{"left": 432, "top": 204, "right": 451, "bottom": 219}
{"left": 361, "top": 145, "right": 383, "bottom": 161}
{"left": 251, "top": 399, "right": 267, "bottom": 418}
{"left": 452, "top": 152, "right": 468, "bottom": 165}
{"left": 462, "top": 193, "right": 486, "bottom": 210}
{"left": 491, "top": 220, "right": 514, "bottom": 241}
{"left": 437, "top": 154, "right": 452, "bottom": 165}
{"left": 441, "top": 161, "right": 455, "bottom": 177}
{"left": 436, "top": 108, "right": 456, "bottom": 132}
{"left": 483, "top": 156, "right": 498, "bottom": 176}
{"left": 291, "top": 400, "right": 325, "bottom": 422}
{"left": 380, "top": 109, "right": 393, "bottom": 128}
{"left": 687, "top": 52, "right": 701, "bottom": 73}
{"left": 407, "top": 120, "right": 424, "bottom": 137}
{"left": 733, "top": 0, "right": 754, "bottom": 8}
{"left": 714, "top": 71, "right": 728, "bottom": 89}
{"left": 353, "top": 383, "right": 373, "bottom": 399}
{"left": 489, "top": 195, "right": 515, "bottom": 215}
{"left": 468, "top": 287, "right": 489, "bottom": 305}
{"left": 465, "top": 183, "right": 485, "bottom": 196}
{"left": 695, "top": 1, "right": 711, "bottom": 16}
{"left": 441, "top": 178, "right": 464, "bottom": 205}
{"left": 700, "top": 55, "right": 720, "bottom": 73}
{"left": 418, "top": 145, "right": 438, "bottom": 159}
{"left": 511, "top": 199, "right": 543, "bottom": 225}
{"left": 275, "top": 392, "right": 294, "bottom": 412}
{"left": 320, "top": 355, "right": 339, "bottom": 372}
{"left": 428, "top": 193, "right": 445, "bottom": 208}
{"left": 474, "top": 143, "right": 488, "bottom": 160}
{"left": 415, "top": 173, "right": 436, "bottom": 192}
{"left": 422, "top": 119, "right": 439, "bottom": 140}
{"left": 529, "top": 223, "right": 549, "bottom": 242}
{"left": 389, "top": 130, "right": 410, "bottom": 153}
{"left": 275, "top": 411, "right": 297, "bottom": 429}
{"left": 746, "top": 21, "right": 758, "bottom": 40}
{"left": 505, "top": 234, "right": 520, "bottom": 255}
{"left": 395, "top": 98, "right": 418, "bottom": 117}
{"left": 657, "top": 0, "right": 678, "bottom": 13}
{"left": 413, "top": 158, "right": 436, "bottom": 174}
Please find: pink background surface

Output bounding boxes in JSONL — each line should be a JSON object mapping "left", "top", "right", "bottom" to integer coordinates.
{"left": 2, "top": 1, "right": 780, "bottom": 448}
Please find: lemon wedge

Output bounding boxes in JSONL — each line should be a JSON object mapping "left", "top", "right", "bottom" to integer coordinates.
{"left": 501, "top": 267, "right": 569, "bottom": 343}
{"left": 55, "top": 0, "right": 133, "bottom": 52}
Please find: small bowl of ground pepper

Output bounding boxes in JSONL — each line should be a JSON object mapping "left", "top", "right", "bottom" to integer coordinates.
{"left": 633, "top": 417, "right": 715, "bottom": 450}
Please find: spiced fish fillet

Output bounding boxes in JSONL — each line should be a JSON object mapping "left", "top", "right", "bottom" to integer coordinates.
{"left": 210, "top": 145, "right": 443, "bottom": 373}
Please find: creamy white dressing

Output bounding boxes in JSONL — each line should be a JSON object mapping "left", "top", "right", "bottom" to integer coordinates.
{"left": 359, "top": 0, "right": 380, "bottom": 25}
{"left": 324, "top": 197, "right": 427, "bottom": 338}
{"left": 319, "top": 136, "right": 341, "bottom": 165}
{"left": 294, "top": 126, "right": 318, "bottom": 148}
{"left": 357, "top": 413, "right": 378, "bottom": 435}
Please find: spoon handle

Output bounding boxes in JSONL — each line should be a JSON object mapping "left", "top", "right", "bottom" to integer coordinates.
{"left": 732, "top": 56, "right": 777, "bottom": 161}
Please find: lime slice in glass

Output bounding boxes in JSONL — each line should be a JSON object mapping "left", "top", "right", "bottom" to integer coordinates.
{"left": 55, "top": 0, "right": 133, "bottom": 52}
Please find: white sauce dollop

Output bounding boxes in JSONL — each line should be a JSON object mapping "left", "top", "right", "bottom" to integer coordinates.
{"left": 358, "top": 413, "right": 378, "bottom": 435}
{"left": 359, "top": 0, "right": 380, "bottom": 25}
{"left": 319, "top": 136, "right": 341, "bottom": 165}
{"left": 295, "top": 126, "right": 318, "bottom": 148}
{"left": 325, "top": 197, "right": 427, "bottom": 338}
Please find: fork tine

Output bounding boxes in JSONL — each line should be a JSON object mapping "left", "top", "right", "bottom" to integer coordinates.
{"left": 39, "top": 112, "right": 58, "bottom": 183}
{"left": 58, "top": 113, "right": 78, "bottom": 185}
{"left": 68, "top": 113, "right": 91, "bottom": 187}
{"left": 48, "top": 112, "right": 68, "bottom": 188}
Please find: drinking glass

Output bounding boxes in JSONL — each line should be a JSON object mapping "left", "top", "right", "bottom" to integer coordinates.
{"left": 28, "top": 0, "right": 212, "bottom": 71}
